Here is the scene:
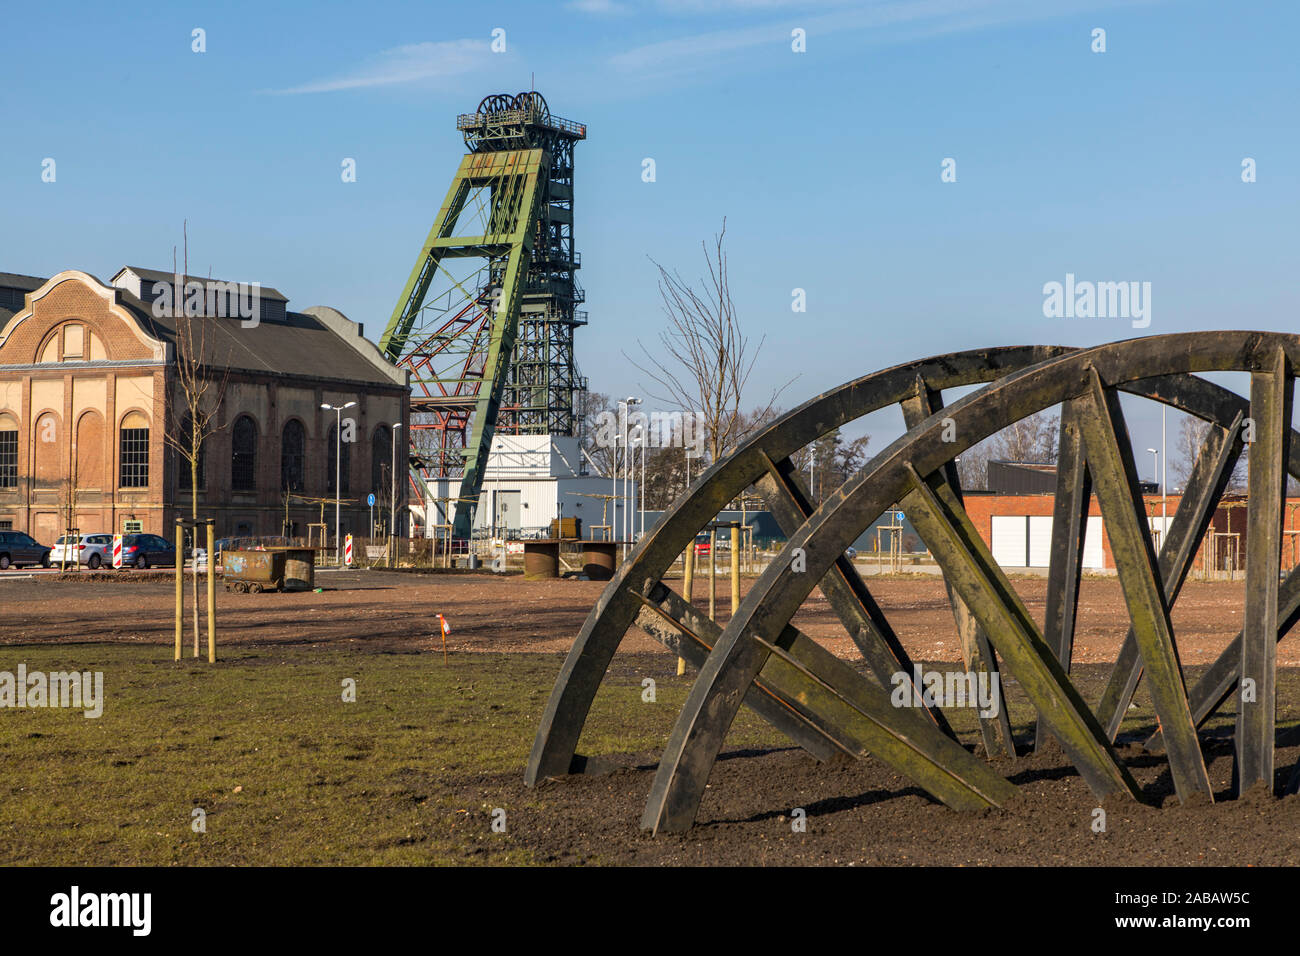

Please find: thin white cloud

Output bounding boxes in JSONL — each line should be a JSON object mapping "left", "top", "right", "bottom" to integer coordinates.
{"left": 610, "top": 0, "right": 1150, "bottom": 72}
{"left": 268, "top": 39, "right": 493, "bottom": 95}
{"left": 567, "top": 0, "right": 632, "bottom": 13}
{"left": 655, "top": 0, "right": 860, "bottom": 10}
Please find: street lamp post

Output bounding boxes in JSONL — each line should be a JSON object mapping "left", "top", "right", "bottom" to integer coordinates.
{"left": 618, "top": 396, "right": 640, "bottom": 545}
{"left": 391, "top": 422, "right": 402, "bottom": 557}
{"left": 639, "top": 425, "right": 646, "bottom": 540}
{"left": 1147, "top": 447, "right": 1160, "bottom": 547}
{"left": 321, "top": 401, "right": 356, "bottom": 565}
{"left": 1161, "top": 404, "right": 1167, "bottom": 551}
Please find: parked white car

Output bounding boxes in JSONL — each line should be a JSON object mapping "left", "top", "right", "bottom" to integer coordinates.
{"left": 50, "top": 533, "right": 114, "bottom": 569}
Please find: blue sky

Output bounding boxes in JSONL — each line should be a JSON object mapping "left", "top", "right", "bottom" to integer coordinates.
{"left": 3, "top": 0, "right": 1296, "bottom": 476}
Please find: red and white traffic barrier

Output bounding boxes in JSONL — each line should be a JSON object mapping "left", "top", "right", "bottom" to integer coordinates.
{"left": 112, "top": 534, "right": 123, "bottom": 569}
{"left": 344, "top": 534, "right": 353, "bottom": 567}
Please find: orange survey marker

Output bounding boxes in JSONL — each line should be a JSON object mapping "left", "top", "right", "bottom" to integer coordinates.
{"left": 436, "top": 614, "right": 451, "bottom": 664}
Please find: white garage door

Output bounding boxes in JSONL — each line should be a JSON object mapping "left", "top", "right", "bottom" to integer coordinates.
{"left": 1148, "top": 514, "right": 1172, "bottom": 553}
{"left": 1082, "top": 515, "right": 1105, "bottom": 569}
{"left": 991, "top": 515, "right": 1027, "bottom": 567}
{"left": 1028, "top": 515, "right": 1054, "bottom": 567}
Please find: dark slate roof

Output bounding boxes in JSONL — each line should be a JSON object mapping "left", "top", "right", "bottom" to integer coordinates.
{"left": 0, "top": 272, "right": 47, "bottom": 292}
{"left": 116, "top": 290, "right": 402, "bottom": 388}
{"left": 114, "top": 266, "right": 289, "bottom": 302}
{"left": 0, "top": 273, "right": 46, "bottom": 315}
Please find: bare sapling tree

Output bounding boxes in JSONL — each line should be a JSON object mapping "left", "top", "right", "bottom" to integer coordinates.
{"left": 630, "top": 220, "right": 790, "bottom": 472}
{"left": 956, "top": 409, "right": 1060, "bottom": 490}
{"left": 1174, "top": 411, "right": 1247, "bottom": 492}
{"left": 160, "top": 224, "right": 229, "bottom": 656}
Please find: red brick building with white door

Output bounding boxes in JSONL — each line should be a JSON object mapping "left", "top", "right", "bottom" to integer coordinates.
{"left": 960, "top": 492, "right": 1300, "bottom": 574}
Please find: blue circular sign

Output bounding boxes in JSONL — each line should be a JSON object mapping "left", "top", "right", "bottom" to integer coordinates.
{"left": 368, "top": 493, "right": 376, "bottom": 507}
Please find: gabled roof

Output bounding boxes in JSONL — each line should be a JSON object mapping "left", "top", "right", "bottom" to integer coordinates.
{"left": 2, "top": 267, "right": 404, "bottom": 389}
{"left": 112, "top": 266, "right": 289, "bottom": 302}
{"left": 115, "top": 288, "right": 404, "bottom": 388}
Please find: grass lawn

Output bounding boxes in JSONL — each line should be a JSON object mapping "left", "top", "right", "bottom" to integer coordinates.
{"left": 4, "top": 641, "right": 1286, "bottom": 866}
{"left": 0, "top": 644, "right": 779, "bottom": 865}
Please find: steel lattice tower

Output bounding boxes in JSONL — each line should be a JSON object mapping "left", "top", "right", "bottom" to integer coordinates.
{"left": 378, "top": 92, "right": 587, "bottom": 539}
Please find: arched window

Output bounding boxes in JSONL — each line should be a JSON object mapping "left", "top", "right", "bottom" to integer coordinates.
{"left": 326, "top": 423, "right": 350, "bottom": 496}
{"left": 281, "top": 420, "right": 305, "bottom": 493}
{"left": 231, "top": 416, "right": 257, "bottom": 491}
{"left": 371, "top": 425, "right": 391, "bottom": 502}
{"left": 38, "top": 323, "right": 105, "bottom": 363}
{"left": 0, "top": 412, "right": 18, "bottom": 488}
{"left": 119, "top": 411, "right": 149, "bottom": 488}
{"left": 76, "top": 411, "right": 105, "bottom": 490}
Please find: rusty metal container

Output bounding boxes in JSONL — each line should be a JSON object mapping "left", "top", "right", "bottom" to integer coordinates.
{"left": 581, "top": 541, "right": 618, "bottom": 581}
{"left": 223, "top": 548, "right": 315, "bottom": 592}
{"left": 523, "top": 540, "right": 560, "bottom": 580}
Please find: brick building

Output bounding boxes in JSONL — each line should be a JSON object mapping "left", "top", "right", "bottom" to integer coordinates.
{"left": 0, "top": 268, "right": 409, "bottom": 544}
{"left": 959, "top": 491, "right": 1295, "bottom": 573}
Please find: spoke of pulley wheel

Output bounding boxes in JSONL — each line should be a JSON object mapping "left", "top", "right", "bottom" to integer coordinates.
{"left": 900, "top": 463, "right": 1141, "bottom": 801}
{"left": 1146, "top": 565, "right": 1300, "bottom": 753}
{"left": 1036, "top": 400, "right": 1091, "bottom": 753}
{"left": 754, "top": 450, "right": 956, "bottom": 739}
{"left": 638, "top": 584, "right": 1020, "bottom": 833}
{"left": 1074, "top": 368, "right": 1213, "bottom": 804}
{"left": 1236, "top": 348, "right": 1293, "bottom": 795}
{"left": 630, "top": 584, "right": 844, "bottom": 762}
{"left": 1095, "top": 411, "right": 1245, "bottom": 742}
{"left": 900, "top": 379, "right": 1015, "bottom": 756}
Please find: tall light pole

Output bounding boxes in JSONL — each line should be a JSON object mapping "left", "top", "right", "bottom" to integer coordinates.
{"left": 1161, "top": 404, "right": 1167, "bottom": 550}
{"left": 635, "top": 424, "right": 646, "bottom": 540}
{"left": 618, "top": 396, "right": 640, "bottom": 544}
{"left": 391, "top": 422, "right": 402, "bottom": 548}
{"left": 1147, "top": 447, "right": 1160, "bottom": 546}
{"left": 322, "top": 401, "right": 356, "bottom": 565}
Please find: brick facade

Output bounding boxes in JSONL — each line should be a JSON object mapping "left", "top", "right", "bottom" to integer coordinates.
{"left": 0, "top": 270, "right": 409, "bottom": 545}
{"left": 961, "top": 491, "right": 1292, "bottom": 573}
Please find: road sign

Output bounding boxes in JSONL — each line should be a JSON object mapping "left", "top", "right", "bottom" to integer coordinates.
{"left": 367, "top": 493, "right": 376, "bottom": 507}
{"left": 112, "top": 534, "right": 123, "bottom": 569}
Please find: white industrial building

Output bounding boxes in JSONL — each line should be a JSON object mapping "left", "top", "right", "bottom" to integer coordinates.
{"left": 410, "top": 434, "right": 636, "bottom": 541}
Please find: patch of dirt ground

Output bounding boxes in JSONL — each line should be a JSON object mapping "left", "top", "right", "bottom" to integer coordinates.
{"left": 0, "top": 569, "right": 1281, "bottom": 665}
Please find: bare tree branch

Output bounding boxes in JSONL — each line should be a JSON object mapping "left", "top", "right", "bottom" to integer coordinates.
{"left": 627, "top": 219, "right": 793, "bottom": 466}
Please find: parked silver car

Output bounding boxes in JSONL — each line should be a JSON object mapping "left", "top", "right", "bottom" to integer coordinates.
{"left": 50, "top": 533, "right": 114, "bottom": 569}
{"left": 0, "top": 530, "right": 52, "bottom": 570}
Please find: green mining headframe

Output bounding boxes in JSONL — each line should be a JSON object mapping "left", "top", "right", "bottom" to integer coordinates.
{"left": 379, "top": 91, "right": 587, "bottom": 540}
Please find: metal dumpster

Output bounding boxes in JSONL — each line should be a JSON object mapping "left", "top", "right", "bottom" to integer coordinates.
{"left": 223, "top": 548, "right": 315, "bottom": 593}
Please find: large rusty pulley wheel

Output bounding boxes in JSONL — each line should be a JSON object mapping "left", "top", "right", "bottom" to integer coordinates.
{"left": 528, "top": 333, "right": 1300, "bottom": 833}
